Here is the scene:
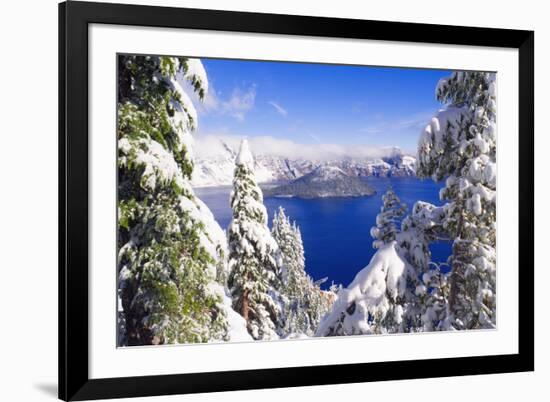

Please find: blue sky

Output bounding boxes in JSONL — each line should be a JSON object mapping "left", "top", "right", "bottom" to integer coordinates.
{"left": 195, "top": 58, "right": 451, "bottom": 154}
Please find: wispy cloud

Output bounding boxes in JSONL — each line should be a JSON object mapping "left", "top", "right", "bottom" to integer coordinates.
{"left": 268, "top": 101, "right": 288, "bottom": 117}
{"left": 200, "top": 85, "right": 256, "bottom": 122}
{"left": 307, "top": 132, "right": 321, "bottom": 142}
{"left": 351, "top": 101, "right": 367, "bottom": 114}
{"left": 183, "top": 78, "right": 257, "bottom": 122}
{"left": 194, "top": 133, "right": 406, "bottom": 161}
{"left": 359, "top": 127, "right": 382, "bottom": 135}
{"left": 221, "top": 86, "right": 256, "bottom": 121}
{"left": 359, "top": 111, "right": 436, "bottom": 136}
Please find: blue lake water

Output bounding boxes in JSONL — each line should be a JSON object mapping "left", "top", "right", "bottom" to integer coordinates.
{"left": 195, "top": 177, "right": 451, "bottom": 289}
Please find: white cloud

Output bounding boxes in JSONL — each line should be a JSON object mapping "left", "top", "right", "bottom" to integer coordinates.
{"left": 359, "top": 110, "right": 436, "bottom": 137}
{"left": 220, "top": 86, "right": 256, "bottom": 121}
{"left": 268, "top": 101, "right": 288, "bottom": 117}
{"left": 308, "top": 132, "right": 321, "bottom": 142}
{"left": 201, "top": 83, "right": 220, "bottom": 111}
{"left": 359, "top": 127, "right": 382, "bottom": 135}
{"left": 181, "top": 77, "right": 256, "bottom": 122}
{"left": 194, "top": 133, "right": 405, "bottom": 161}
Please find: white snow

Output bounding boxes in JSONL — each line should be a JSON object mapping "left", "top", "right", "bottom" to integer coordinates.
{"left": 418, "top": 106, "right": 467, "bottom": 167}
{"left": 283, "top": 333, "right": 310, "bottom": 340}
{"left": 194, "top": 197, "right": 228, "bottom": 253}
{"left": 178, "top": 195, "right": 227, "bottom": 267}
{"left": 400, "top": 155, "right": 417, "bottom": 171}
{"left": 207, "top": 283, "right": 252, "bottom": 343}
{"left": 470, "top": 193, "right": 483, "bottom": 215}
{"left": 316, "top": 242, "right": 410, "bottom": 336}
{"left": 235, "top": 139, "right": 255, "bottom": 168}
{"left": 119, "top": 137, "right": 186, "bottom": 191}
{"left": 184, "top": 58, "right": 209, "bottom": 95}
{"left": 228, "top": 218, "right": 280, "bottom": 261}
{"left": 310, "top": 165, "right": 346, "bottom": 181}
{"left": 416, "top": 71, "right": 497, "bottom": 330}
{"left": 190, "top": 140, "right": 277, "bottom": 187}
{"left": 172, "top": 79, "right": 198, "bottom": 130}
{"left": 224, "top": 301, "right": 253, "bottom": 342}
{"left": 190, "top": 137, "right": 416, "bottom": 187}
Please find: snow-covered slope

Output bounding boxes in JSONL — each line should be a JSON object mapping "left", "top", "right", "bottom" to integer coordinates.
{"left": 191, "top": 138, "right": 417, "bottom": 187}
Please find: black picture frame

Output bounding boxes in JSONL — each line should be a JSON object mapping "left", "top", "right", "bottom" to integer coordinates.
{"left": 59, "top": 1, "right": 534, "bottom": 400}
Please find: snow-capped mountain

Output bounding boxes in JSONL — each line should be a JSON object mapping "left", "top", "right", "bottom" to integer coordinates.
{"left": 191, "top": 138, "right": 416, "bottom": 187}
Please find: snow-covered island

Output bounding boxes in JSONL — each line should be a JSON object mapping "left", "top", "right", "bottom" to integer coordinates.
{"left": 263, "top": 165, "right": 376, "bottom": 199}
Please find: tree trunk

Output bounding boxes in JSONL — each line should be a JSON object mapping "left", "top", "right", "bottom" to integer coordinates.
{"left": 449, "top": 201, "right": 465, "bottom": 321}
{"left": 241, "top": 289, "right": 250, "bottom": 322}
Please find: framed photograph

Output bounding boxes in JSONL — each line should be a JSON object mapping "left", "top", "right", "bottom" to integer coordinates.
{"left": 59, "top": 1, "right": 534, "bottom": 400}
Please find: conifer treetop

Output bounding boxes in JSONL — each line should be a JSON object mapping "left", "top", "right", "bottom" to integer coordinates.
{"left": 236, "top": 139, "right": 255, "bottom": 169}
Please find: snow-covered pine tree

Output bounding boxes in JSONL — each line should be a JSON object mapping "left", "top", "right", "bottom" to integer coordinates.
{"left": 397, "top": 201, "right": 449, "bottom": 331}
{"left": 370, "top": 188, "right": 407, "bottom": 249}
{"left": 417, "top": 71, "right": 497, "bottom": 329}
{"left": 315, "top": 241, "right": 411, "bottom": 336}
{"left": 272, "top": 207, "right": 305, "bottom": 334}
{"left": 294, "top": 226, "right": 333, "bottom": 334}
{"left": 272, "top": 207, "right": 327, "bottom": 336}
{"left": 227, "top": 140, "right": 283, "bottom": 340}
{"left": 317, "top": 192, "right": 409, "bottom": 336}
{"left": 117, "top": 55, "right": 230, "bottom": 345}
{"left": 419, "top": 262, "right": 451, "bottom": 332}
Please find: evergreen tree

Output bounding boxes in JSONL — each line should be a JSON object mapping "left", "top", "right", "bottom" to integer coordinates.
{"left": 417, "top": 71, "right": 497, "bottom": 329}
{"left": 370, "top": 188, "right": 407, "bottom": 249}
{"left": 227, "top": 140, "right": 283, "bottom": 340}
{"left": 419, "top": 263, "right": 451, "bottom": 332}
{"left": 117, "top": 55, "right": 229, "bottom": 345}
{"left": 315, "top": 241, "right": 410, "bottom": 337}
{"left": 272, "top": 207, "right": 328, "bottom": 336}
{"left": 317, "top": 192, "right": 409, "bottom": 337}
{"left": 397, "top": 201, "right": 449, "bottom": 331}
{"left": 317, "top": 198, "right": 449, "bottom": 336}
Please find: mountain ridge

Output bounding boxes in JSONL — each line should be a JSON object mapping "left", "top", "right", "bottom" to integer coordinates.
{"left": 191, "top": 138, "right": 416, "bottom": 187}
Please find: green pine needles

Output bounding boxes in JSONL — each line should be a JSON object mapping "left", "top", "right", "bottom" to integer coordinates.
{"left": 117, "top": 55, "right": 228, "bottom": 346}
{"left": 371, "top": 188, "right": 407, "bottom": 249}
{"left": 417, "top": 71, "right": 497, "bottom": 329}
{"left": 272, "top": 207, "right": 330, "bottom": 336}
{"left": 227, "top": 140, "right": 283, "bottom": 340}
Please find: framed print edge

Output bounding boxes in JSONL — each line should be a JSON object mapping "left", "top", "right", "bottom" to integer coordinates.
{"left": 59, "top": 1, "right": 534, "bottom": 401}
{"left": 517, "top": 31, "right": 534, "bottom": 368}
{"left": 59, "top": 2, "right": 66, "bottom": 399}
{"left": 60, "top": 1, "right": 91, "bottom": 400}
